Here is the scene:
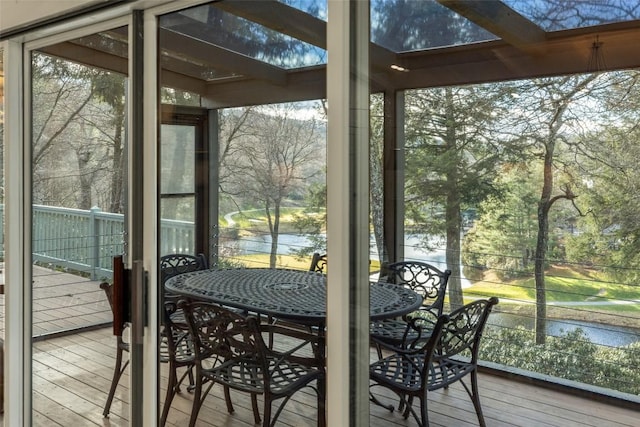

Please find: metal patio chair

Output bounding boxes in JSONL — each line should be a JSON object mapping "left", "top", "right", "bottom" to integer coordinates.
{"left": 370, "top": 261, "right": 451, "bottom": 358}
{"left": 160, "top": 253, "right": 209, "bottom": 288}
{"left": 100, "top": 253, "right": 208, "bottom": 420}
{"left": 370, "top": 297, "right": 499, "bottom": 427}
{"left": 180, "top": 300, "right": 325, "bottom": 427}
{"left": 159, "top": 300, "right": 197, "bottom": 426}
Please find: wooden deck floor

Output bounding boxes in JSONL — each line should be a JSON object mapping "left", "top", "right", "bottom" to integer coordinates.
{"left": 0, "top": 265, "right": 637, "bottom": 425}
{"left": 0, "top": 326, "right": 634, "bottom": 427}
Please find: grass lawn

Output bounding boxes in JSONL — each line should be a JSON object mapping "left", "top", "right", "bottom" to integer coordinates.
{"left": 231, "top": 254, "right": 313, "bottom": 270}
{"left": 464, "top": 264, "right": 638, "bottom": 303}
{"left": 222, "top": 207, "right": 325, "bottom": 233}
{"left": 225, "top": 253, "right": 383, "bottom": 274}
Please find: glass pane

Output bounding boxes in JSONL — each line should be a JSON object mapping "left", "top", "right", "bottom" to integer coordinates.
{"left": 30, "top": 27, "right": 129, "bottom": 424}
{"left": 371, "top": 0, "right": 496, "bottom": 52}
{"left": 403, "top": 72, "right": 640, "bottom": 398}
{"left": 214, "top": 103, "right": 327, "bottom": 268}
{"left": 160, "top": 124, "right": 196, "bottom": 194}
{"left": 159, "top": 2, "right": 326, "bottom": 72}
{"left": 505, "top": 0, "right": 640, "bottom": 31}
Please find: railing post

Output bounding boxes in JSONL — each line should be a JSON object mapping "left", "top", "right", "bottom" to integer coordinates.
{"left": 90, "top": 206, "right": 101, "bottom": 280}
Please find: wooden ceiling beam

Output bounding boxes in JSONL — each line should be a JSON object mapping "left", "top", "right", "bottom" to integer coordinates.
{"left": 203, "top": 66, "right": 326, "bottom": 109}
{"left": 395, "top": 25, "right": 640, "bottom": 90}
{"left": 435, "top": 0, "right": 547, "bottom": 55}
{"left": 200, "top": 23, "right": 640, "bottom": 107}
{"left": 160, "top": 69, "right": 208, "bottom": 95}
{"left": 39, "top": 42, "right": 128, "bottom": 74}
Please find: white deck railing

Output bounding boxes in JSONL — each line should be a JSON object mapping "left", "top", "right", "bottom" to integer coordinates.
{"left": 12, "top": 204, "right": 197, "bottom": 280}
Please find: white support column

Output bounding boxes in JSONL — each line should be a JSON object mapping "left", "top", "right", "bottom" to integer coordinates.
{"left": 4, "top": 39, "right": 32, "bottom": 427}
{"left": 326, "top": 1, "right": 370, "bottom": 425}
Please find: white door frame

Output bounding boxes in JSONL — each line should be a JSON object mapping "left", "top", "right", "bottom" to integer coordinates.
{"left": 3, "top": 8, "right": 158, "bottom": 426}
{"left": 4, "top": 37, "right": 30, "bottom": 427}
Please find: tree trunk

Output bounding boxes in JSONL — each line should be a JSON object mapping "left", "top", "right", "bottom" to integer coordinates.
{"left": 444, "top": 88, "right": 464, "bottom": 310}
{"left": 534, "top": 145, "right": 554, "bottom": 345}
{"left": 77, "top": 149, "right": 93, "bottom": 210}
{"left": 446, "top": 186, "right": 463, "bottom": 310}
{"left": 370, "top": 123, "right": 386, "bottom": 264}
{"left": 268, "top": 202, "right": 281, "bottom": 269}
{"left": 110, "top": 102, "right": 125, "bottom": 213}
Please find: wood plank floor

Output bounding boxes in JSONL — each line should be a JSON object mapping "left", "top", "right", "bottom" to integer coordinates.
{"left": 0, "top": 326, "right": 636, "bottom": 427}
{"left": 0, "top": 264, "right": 112, "bottom": 338}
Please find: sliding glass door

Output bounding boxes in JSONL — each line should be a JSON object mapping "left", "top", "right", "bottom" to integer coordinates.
{"left": 27, "top": 21, "right": 135, "bottom": 426}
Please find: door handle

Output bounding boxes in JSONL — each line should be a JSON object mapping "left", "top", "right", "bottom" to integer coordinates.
{"left": 131, "top": 260, "right": 147, "bottom": 344}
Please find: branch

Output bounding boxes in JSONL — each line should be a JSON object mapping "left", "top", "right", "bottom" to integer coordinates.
{"left": 548, "top": 183, "right": 591, "bottom": 217}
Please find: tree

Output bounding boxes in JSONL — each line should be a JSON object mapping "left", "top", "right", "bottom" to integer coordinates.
{"left": 508, "top": 74, "right": 612, "bottom": 344}
{"left": 92, "top": 71, "right": 126, "bottom": 213}
{"left": 403, "top": 84, "right": 516, "bottom": 309}
{"left": 370, "top": 94, "right": 386, "bottom": 263}
{"left": 31, "top": 53, "right": 126, "bottom": 212}
{"left": 217, "top": 106, "right": 255, "bottom": 213}
{"left": 565, "top": 72, "right": 640, "bottom": 282}
{"left": 227, "top": 103, "right": 325, "bottom": 267}
{"left": 463, "top": 163, "right": 540, "bottom": 280}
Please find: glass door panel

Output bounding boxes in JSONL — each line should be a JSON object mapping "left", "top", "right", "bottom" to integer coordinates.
{"left": 157, "top": 1, "right": 328, "bottom": 424}
{"left": 30, "top": 26, "right": 130, "bottom": 425}
{"left": 158, "top": 108, "right": 208, "bottom": 424}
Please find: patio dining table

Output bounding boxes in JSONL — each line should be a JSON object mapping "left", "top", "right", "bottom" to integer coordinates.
{"left": 165, "top": 267, "right": 422, "bottom": 427}
{"left": 164, "top": 267, "right": 423, "bottom": 327}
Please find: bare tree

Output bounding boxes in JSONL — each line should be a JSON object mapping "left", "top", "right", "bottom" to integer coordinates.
{"left": 228, "top": 103, "right": 324, "bottom": 267}
{"left": 31, "top": 53, "right": 125, "bottom": 211}
{"left": 511, "top": 74, "right": 602, "bottom": 344}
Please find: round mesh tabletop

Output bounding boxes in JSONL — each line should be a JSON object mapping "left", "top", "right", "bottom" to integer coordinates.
{"left": 165, "top": 268, "right": 422, "bottom": 324}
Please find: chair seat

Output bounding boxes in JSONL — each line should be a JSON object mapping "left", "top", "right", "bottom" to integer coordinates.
{"left": 370, "top": 312, "right": 437, "bottom": 347}
{"left": 370, "top": 354, "right": 475, "bottom": 393}
{"left": 203, "top": 355, "right": 323, "bottom": 397}
{"left": 160, "top": 327, "right": 195, "bottom": 364}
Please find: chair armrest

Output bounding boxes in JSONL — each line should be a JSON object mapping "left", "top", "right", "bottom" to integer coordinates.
{"left": 258, "top": 322, "right": 324, "bottom": 368}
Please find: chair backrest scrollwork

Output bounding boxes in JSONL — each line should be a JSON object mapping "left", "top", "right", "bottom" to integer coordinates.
{"left": 309, "top": 252, "right": 327, "bottom": 273}
{"left": 382, "top": 261, "right": 451, "bottom": 316}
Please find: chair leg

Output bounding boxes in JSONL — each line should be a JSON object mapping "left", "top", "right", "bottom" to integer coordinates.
{"left": 317, "top": 379, "right": 326, "bottom": 427}
{"left": 469, "top": 371, "right": 486, "bottom": 427}
{"left": 103, "top": 346, "right": 128, "bottom": 417}
{"left": 267, "top": 315, "right": 277, "bottom": 349}
{"left": 189, "top": 377, "right": 203, "bottom": 427}
{"left": 398, "top": 392, "right": 407, "bottom": 412}
{"left": 187, "top": 366, "right": 194, "bottom": 389}
{"left": 419, "top": 395, "right": 429, "bottom": 427}
{"left": 252, "top": 393, "right": 262, "bottom": 424}
{"left": 160, "top": 362, "right": 178, "bottom": 427}
{"left": 262, "top": 396, "right": 271, "bottom": 427}
{"left": 375, "top": 343, "right": 383, "bottom": 360}
{"left": 223, "top": 385, "right": 235, "bottom": 414}
{"left": 403, "top": 395, "right": 414, "bottom": 419}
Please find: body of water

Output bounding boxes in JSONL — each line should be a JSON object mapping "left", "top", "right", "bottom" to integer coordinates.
{"left": 489, "top": 312, "right": 640, "bottom": 347}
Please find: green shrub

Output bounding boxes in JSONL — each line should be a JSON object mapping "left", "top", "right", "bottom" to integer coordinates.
{"left": 481, "top": 326, "right": 640, "bottom": 395}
